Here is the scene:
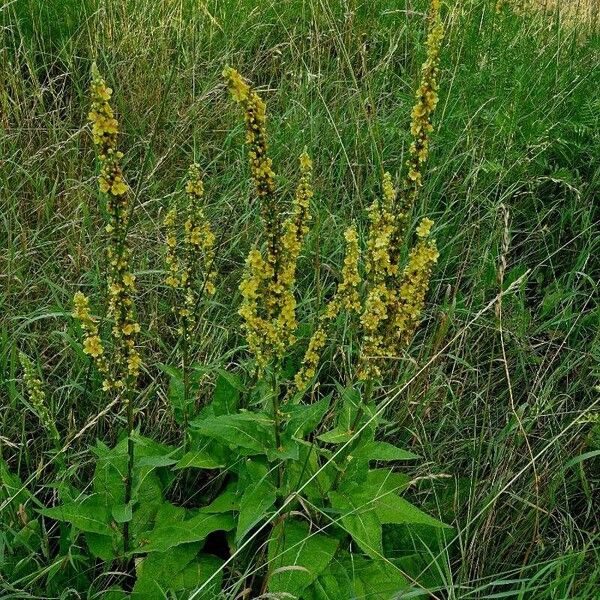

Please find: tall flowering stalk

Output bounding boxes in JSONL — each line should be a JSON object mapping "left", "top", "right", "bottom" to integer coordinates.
{"left": 397, "top": 0, "right": 444, "bottom": 241}
{"left": 295, "top": 0, "right": 444, "bottom": 391}
{"left": 73, "top": 64, "right": 141, "bottom": 553}
{"left": 164, "top": 163, "right": 216, "bottom": 434}
{"left": 225, "top": 67, "right": 313, "bottom": 376}
{"left": 357, "top": 0, "right": 443, "bottom": 380}
{"left": 76, "top": 64, "right": 142, "bottom": 393}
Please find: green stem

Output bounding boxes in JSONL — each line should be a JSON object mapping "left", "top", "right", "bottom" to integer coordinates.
{"left": 271, "top": 371, "right": 282, "bottom": 490}
{"left": 182, "top": 317, "right": 190, "bottom": 453}
{"left": 123, "top": 389, "right": 134, "bottom": 555}
{"left": 333, "top": 379, "right": 374, "bottom": 489}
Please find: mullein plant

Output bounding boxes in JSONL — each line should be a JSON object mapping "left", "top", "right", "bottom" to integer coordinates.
{"left": 72, "top": 64, "right": 141, "bottom": 552}
{"left": 224, "top": 66, "right": 314, "bottom": 454}
{"left": 295, "top": 0, "right": 443, "bottom": 409}
{"left": 164, "top": 163, "right": 216, "bottom": 435}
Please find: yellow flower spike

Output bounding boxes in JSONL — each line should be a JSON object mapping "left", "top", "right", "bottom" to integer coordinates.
{"left": 396, "top": 0, "right": 444, "bottom": 244}
{"left": 235, "top": 145, "right": 313, "bottom": 375}
{"left": 296, "top": 223, "right": 361, "bottom": 392}
{"left": 82, "top": 66, "right": 141, "bottom": 393}
{"left": 389, "top": 233, "right": 439, "bottom": 351}
{"left": 337, "top": 225, "right": 362, "bottom": 313}
{"left": 416, "top": 217, "right": 434, "bottom": 238}
{"left": 19, "top": 352, "right": 60, "bottom": 443}
{"left": 223, "top": 67, "right": 278, "bottom": 267}
{"left": 164, "top": 162, "right": 217, "bottom": 349}
{"left": 72, "top": 291, "right": 112, "bottom": 384}
{"left": 295, "top": 327, "right": 327, "bottom": 391}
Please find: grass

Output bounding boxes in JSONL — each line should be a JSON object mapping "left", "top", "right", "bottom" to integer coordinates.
{"left": 1, "top": 0, "right": 599, "bottom": 597}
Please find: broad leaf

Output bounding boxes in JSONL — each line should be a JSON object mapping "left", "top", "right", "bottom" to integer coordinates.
{"left": 132, "top": 542, "right": 201, "bottom": 599}
{"left": 38, "top": 494, "right": 114, "bottom": 536}
{"left": 329, "top": 488, "right": 383, "bottom": 559}
{"left": 317, "top": 427, "right": 354, "bottom": 444}
{"left": 307, "top": 552, "right": 409, "bottom": 600}
{"left": 203, "top": 483, "right": 240, "bottom": 513}
{"left": 283, "top": 395, "right": 331, "bottom": 439}
{"left": 111, "top": 503, "right": 133, "bottom": 524}
{"left": 267, "top": 519, "right": 339, "bottom": 597}
{"left": 174, "top": 450, "right": 224, "bottom": 470}
{"left": 210, "top": 369, "right": 243, "bottom": 416}
{"left": 158, "top": 364, "right": 195, "bottom": 425}
{"left": 190, "top": 412, "right": 275, "bottom": 454}
{"left": 236, "top": 473, "right": 277, "bottom": 542}
{"left": 133, "top": 512, "right": 234, "bottom": 553}
{"left": 170, "top": 554, "right": 224, "bottom": 597}
{"left": 86, "top": 532, "right": 118, "bottom": 560}
{"left": 375, "top": 495, "right": 449, "bottom": 528}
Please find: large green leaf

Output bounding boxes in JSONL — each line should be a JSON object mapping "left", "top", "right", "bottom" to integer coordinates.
{"left": 163, "top": 365, "right": 192, "bottom": 425}
{"left": 174, "top": 450, "right": 224, "bottom": 470}
{"left": 133, "top": 512, "right": 234, "bottom": 553}
{"left": 190, "top": 412, "right": 275, "bottom": 454}
{"left": 306, "top": 552, "right": 409, "bottom": 600}
{"left": 236, "top": 472, "right": 277, "bottom": 542}
{"left": 203, "top": 482, "right": 239, "bottom": 513}
{"left": 170, "top": 554, "right": 224, "bottom": 597}
{"left": 85, "top": 532, "right": 119, "bottom": 560}
{"left": 317, "top": 427, "right": 354, "bottom": 444}
{"left": 210, "top": 369, "right": 243, "bottom": 416}
{"left": 283, "top": 442, "right": 335, "bottom": 500}
{"left": 132, "top": 542, "right": 201, "bottom": 599}
{"left": 38, "top": 494, "right": 114, "bottom": 536}
{"left": 329, "top": 488, "right": 383, "bottom": 559}
{"left": 375, "top": 496, "right": 448, "bottom": 528}
{"left": 267, "top": 519, "right": 339, "bottom": 597}
{"left": 283, "top": 395, "right": 331, "bottom": 439}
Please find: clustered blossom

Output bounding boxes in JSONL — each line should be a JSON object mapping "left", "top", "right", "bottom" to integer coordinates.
{"left": 355, "top": 0, "right": 443, "bottom": 380}
{"left": 276, "top": 150, "right": 314, "bottom": 349}
{"left": 365, "top": 172, "right": 398, "bottom": 280}
{"left": 391, "top": 222, "right": 439, "bottom": 350}
{"left": 237, "top": 148, "right": 313, "bottom": 373}
{"left": 223, "top": 67, "right": 278, "bottom": 267}
{"left": 334, "top": 226, "right": 362, "bottom": 315}
{"left": 294, "top": 326, "right": 327, "bottom": 391}
{"left": 74, "top": 65, "right": 141, "bottom": 393}
{"left": 164, "top": 164, "right": 217, "bottom": 343}
{"left": 400, "top": 0, "right": 444, "bottom": 233}
{"left": 357, "top": 215, "right": 439, "bottom": 381}
{"left": 19, "top": 352, "right": 59, "bottom": 443}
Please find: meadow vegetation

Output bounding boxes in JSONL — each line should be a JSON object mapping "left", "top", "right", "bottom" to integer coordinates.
{"left": 1, "top": 0, "right": 599, "bottom": 598}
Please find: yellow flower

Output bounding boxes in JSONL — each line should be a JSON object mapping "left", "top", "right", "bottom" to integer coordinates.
{"left": 295, "top": 327, "right": 327, "bottom": 391}
{"left": 416, "top": 217, "right": 434, "bottom": 238}
{"left": 224, "top": 67, "right": 278, "bottom": 267}
{"left": 396, "top": 0, "right": 444, "bottom": 246}
{"left": 164, "top": 163, "right": 217, "bottom": 348}
{"left": 83, "top": 335, "right": 104, "bottom": 358}
{"left": 296, "top": 223, "right": 361, "bottom": 392}
{"left": 236, "top": 149, "right": 313, "bottom": 375}
{"left": 337, "top": 225, "right": 362, "bottom": 313}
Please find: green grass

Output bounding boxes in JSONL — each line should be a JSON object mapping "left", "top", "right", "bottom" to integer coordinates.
{"left": 1, "top": 0, "right": 599, "bottom": 598}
